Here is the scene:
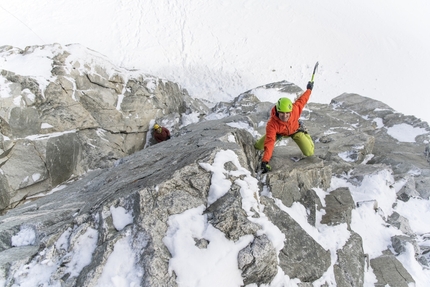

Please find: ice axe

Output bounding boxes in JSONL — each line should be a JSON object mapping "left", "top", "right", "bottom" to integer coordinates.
{"left": 310, "top": 61, "right": 319, "bottom": 83}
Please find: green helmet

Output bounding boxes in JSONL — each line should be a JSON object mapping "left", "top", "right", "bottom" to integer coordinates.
{"left": 276, "top": 98, "right": 293, "bottom": 113}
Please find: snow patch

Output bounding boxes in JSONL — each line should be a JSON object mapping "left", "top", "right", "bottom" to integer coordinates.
{"left": 386, "top": 123, "right": 428, "bottom": 142}
{"left": 110, "top": 206, "right": 133, "bottom": 231}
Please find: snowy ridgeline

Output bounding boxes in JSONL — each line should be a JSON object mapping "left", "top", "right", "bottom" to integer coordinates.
{"left": 1, "top": 44, "right": 430, "bottom": 286}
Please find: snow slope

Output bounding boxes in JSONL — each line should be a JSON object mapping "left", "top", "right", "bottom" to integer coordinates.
{"left": 1, "top": 0, "right": 430, "bottom": 123}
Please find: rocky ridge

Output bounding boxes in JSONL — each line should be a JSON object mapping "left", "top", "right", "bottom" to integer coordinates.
{"left": 0, "top": 44, "right": 208, "bottom": 210}
{"left": 1, "top": 44, "right": 430, "bottom": 286}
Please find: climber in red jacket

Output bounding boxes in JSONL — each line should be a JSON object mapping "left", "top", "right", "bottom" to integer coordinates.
{"left": 254, "top": 81, "right": 315, "bottom": 173}
{"left": 153, "top": 123, "right": 171, "bottom": 143}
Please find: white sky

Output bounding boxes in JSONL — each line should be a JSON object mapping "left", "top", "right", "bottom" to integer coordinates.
{"left": 2, "top": 1, "right": 430, "bottom": 286}
{"left": 1, "top": 0, "right": 430, "bottom": 123}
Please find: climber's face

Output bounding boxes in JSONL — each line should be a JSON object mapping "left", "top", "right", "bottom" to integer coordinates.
{"left": 278, "top": 111, "right": 291, "bottom": 122}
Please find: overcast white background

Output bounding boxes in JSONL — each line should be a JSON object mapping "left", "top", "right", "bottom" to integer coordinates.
{"left": 1, "top": 0, "right": 430, "bottom": 123}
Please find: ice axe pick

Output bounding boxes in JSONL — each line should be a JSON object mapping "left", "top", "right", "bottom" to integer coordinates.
{"left": 310, "top": 61, "right": 319, "bottom": 83}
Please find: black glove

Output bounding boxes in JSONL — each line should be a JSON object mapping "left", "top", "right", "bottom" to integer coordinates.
{"left": 261, "top": 161, "right": 272, "bottom": 174}
{"left": 307, "top": 81, "right": 314, "bottom": 90}
{"left": 167, "top": 135, "right": 171, "bottom": 140}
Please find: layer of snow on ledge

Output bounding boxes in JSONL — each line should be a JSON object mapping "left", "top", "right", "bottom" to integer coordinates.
{"left": 372, "top": 118, "right": 384, "bottom": 129}
{"left": 11, "top": 226, "right": 36, "bottom": 246}
{"left": 0, "top": 45, "right": 60, "bottom": 79}
{"left": 110, "top": 206, "right": 133, "bottom": 231}
{"left": 386, "top": 123, "right": 427, "bottom": 142}
{"left": 65, "top": 227, "right": 98, "bottom": 277}
{"left": 180, "top": 111, "right": 200, "bottom": 127}
{"left": 41, "top": 123, "right": 54, "bottom": 129}
{"left": 96, "top": 233, "right": 143, "bottom": 287}
{"left": 163, "top": 205, "right": 253, "bottom": 287}
{"left": 26, "top": 130, "right": 77, "bottom": 141}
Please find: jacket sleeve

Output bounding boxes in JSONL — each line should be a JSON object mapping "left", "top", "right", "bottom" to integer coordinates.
{"left": 164, "top": 127, "right": 171, "bottom": 137}
{"left": 293, "top": 89, "right": 312, "bottom": 115}
{"left": 262, "top": 121, "right": 277, "bottom": 162}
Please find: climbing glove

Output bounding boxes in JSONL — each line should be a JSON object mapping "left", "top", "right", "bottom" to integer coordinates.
{"left": 261, "top": 161, "right": 272, "bottom": 174}
{"left": 307, "top": 81, "right": 314, "bottom": 90}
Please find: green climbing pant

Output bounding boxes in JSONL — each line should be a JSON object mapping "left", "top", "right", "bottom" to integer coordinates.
{"left": 254, "top": 132, "right": 314, "bottom": 157}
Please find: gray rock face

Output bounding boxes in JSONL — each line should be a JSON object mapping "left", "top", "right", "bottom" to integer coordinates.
{"left": 391, "top": 235, "right": 420, "bottom": 255}
{"left": 238, "top": 234, "right": 278, "bottom": 285}
{"left": 266, "top": 156, "right": 330, "bottom": 226}
{"left": 1, "top": 48, "right": 430, "bottom": 286}
{"left": 9, "top": 107, "right": 41, "bottom": 138}
{"left": 387, "top": 212, "right": 414, "bottom": 235}
{"left": 321, "top": 187, "right": 355, "bottom": 228}
{"left": 0, "top": 44, "right": 209, "bottom": 211}
{"left": 333, "top": 231, "right": 365, "bottom": 287}
{"left": 204, "top": 186, "right": 260, "bottom": 242}
{"left": 261, "top": 196, "right": 331, "bottom": 282}
{"left": 370, "top": 252, "right": 415, "bottom": 287}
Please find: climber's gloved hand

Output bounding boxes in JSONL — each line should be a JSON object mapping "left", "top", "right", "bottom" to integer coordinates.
{"left": 261, "top": 161, "right": 272, "bottom": 174}
{"left": 307, "top": 81, "right": 314, "bottom": 90}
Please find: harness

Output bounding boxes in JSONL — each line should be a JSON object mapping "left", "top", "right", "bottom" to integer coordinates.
{"left": 276, "top": 120, "right": 308, "bottom": 140}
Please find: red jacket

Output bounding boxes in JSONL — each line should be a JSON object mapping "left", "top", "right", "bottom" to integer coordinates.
{"left": 262, "top": 89, "right": 312, "bottom": 162}
{"left": 154, "top": 127, "right": 171, "bottom": 143}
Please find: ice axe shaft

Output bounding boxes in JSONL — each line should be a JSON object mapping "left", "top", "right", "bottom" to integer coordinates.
{"left": 310, "top": 61, "right": 319, "bottom": 82}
